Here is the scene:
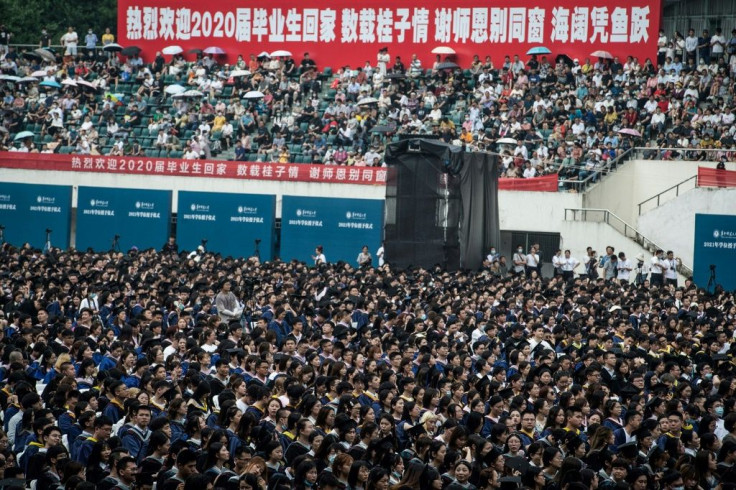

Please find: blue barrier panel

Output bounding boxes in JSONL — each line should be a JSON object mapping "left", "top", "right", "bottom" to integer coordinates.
{"left": 693, "top": 213, "right": 736, "bottom": 292}
{"left": 0, "top": 183, "right": 72, "bottom": 250}
{"left": 76, "top": 187, "right": 171, "bottom": 252}
{"left": 177, "top": 192, "right": 276, "bottom": 260}
{"left": 281, "top": 196, "right": 384, "bottom": 265}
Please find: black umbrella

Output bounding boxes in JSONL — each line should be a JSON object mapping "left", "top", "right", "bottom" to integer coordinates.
{"left": 188, "top": 48, "right": 203, "bottom": 54}
{"left": 102, "top": 43, "right": 123, "bottom": 52}
{"left": 22, "top": 52, "right": 42, "bottom": 61}
{"left": 384, "top": 72, "right": 406, "bottom": 79}
{"left": 556, "top": 54, "right": 573, "bottom": 67}
{"left": 436, "top": 61, "right": 460, "bottom": 70}
{"left": 121, "top": 46, "right": 142, "bottom": 56}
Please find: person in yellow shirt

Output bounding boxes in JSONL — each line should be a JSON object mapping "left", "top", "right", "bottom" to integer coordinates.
{"left": 278, "top": 146, "right": 290, "bottom": 163}
{"left": 212, "top": 112, "right": 226, "bottom": 133}
{"left": 459, "top": 128, "right": 473, "bottom": 144}
{"left": 101, "top": 27, "right": 115, "bottom": 46}
{"left": 581, "top": 58, "right": 594, "bottom": 74}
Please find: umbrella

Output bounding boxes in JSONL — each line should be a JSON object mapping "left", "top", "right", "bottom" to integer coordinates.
{"left": 121, "top": 46, "right": 142, "bottom": 57}
{"left": 13, "top": 131, "right": 34, "bottom": 141}
{"left": 497, "top": 137, "right": 518, "bottom": 145}
{"left": 164, "top": 84, "right": 186, "bottom": 95}
{"left": 77, "top": 80, "right": 98, "bottom": 90}
{"left": 591, "top": 50, "right": 613, "bottom": 59}
{"left": 173, "top": 89, "right": 204, "bottom": 98}
{"left": 556, "top": 54, "right": 574, "bottom": 67}
{"left": 61, "top": 79, "right": 78, "bottom": 87}
{"left": 357, "top": 97, "right": 379, "bottom": 106}
{"left": 34, "top": 48, "right": 56, "bottom": 62}
{"left": 39, "top": 80, "right": 61, "bottom": 89}
{"left": 22, "top": 52, "right": 42, "bottom": 61}
{"left": 431, "top": 46, "right": 456, "bottom": 55}
{"left": 436, "top": 61, "right": 460, "bottom": 70}
{"left": 370, "top": 124, "right": 396, "bottom": 133}
{"left": 230, "top": 69, "right": 250, "bottom": 77}
{"left": 203, "top": 46, "right": 226, "bottom": 55}
{"left": 18, "top": 77, "right": 38, "bottom": 83}
{"left": 527, "top": 46, "right": 551, "bottom": 55}
{"left": 103, "top": 43, "right": 123, "bottom": 52}
{"left": 270, "top": 49, "right": 292, "bottom": 57}
{"left": 0, "top": 75, "right": 21, "bottom": 83}
{"left": 257, "top": 51, "right": 271, "bottom": 60}
{"left": 104, "top": 93, "right": 125, "bottom": 103}
{"left": 243, "top": 90, "right": 265, "bottom": 99}
{"left": 162, "top": 45, "right": 184, "bottom": 55}
{"left": 617, "top": 128, "right": 642, "bottom": 137}
{"left": 187, "top": 48, "right": 203, "bottom": 54}
{"left": 384, "top": 72, "right": 406, "bottom": 79}
{"left": 31, "top": 70, "right": 48, "bottom": 77}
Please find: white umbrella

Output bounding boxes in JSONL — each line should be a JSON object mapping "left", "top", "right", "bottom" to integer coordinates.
{"left": 162, "top": 45, "right": 184, "bottom": 55}
{"left": 61, "top": 79, "right": 78, "bottom": 87}
{"left": 203, "top": 46, "right": 226, "bottom": 55}
{"left": 77, "top": 80, "right": 98, "bottom": 90}
{"left": 243, "top": 90, "right": 265, "bottom": 99}
{"left": 31, "top": 70, "right": 48, "bottom": 77}
{"left": 497, "top": 137, "right": 518, "bottom": 145}
{"left": 165, "top": 84, "right": 186, "bottom": 95}
{"left": 357, "top": 97, "right": 379, "bottom": 106}
{"left": 18, "top": 76, "right": 38, "bottom": 83}
{"left": 230, "top": 70, "right": 250, "bottom": 77}
{"left": 270, "top": 49, "right": 292, "bottom": 57}
{"left": 431, "top": 46, "right": 456, "bottom": 55}
{"left": 257, "top": 51, "right": 271, "bottom": 59}
{"left": 0, "top": 75, "right": 21, "bottom": 82}
{"left": 174, "top": 89, "right": 205, "bottom": 98}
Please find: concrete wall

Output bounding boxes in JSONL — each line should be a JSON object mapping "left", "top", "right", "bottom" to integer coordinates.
{"left": 638, "top": 187, "right": 736, "bottom": 267}
{"left": 498, "top": 191, "right": 583, "bottom": 232}
{"left": 582, "top": 159, "right": 706, "bottom": 227}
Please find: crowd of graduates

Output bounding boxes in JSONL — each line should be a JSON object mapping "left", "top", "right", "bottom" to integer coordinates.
{"left": 0, "top": 240, "right": 735, "bottom": 490}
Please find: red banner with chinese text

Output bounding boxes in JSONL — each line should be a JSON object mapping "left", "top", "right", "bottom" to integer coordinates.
{"left": 697, "top": 166, "right": 736, "bottom": 188}
{"left": 0, "top": 152, "right": 387, "bottom": 185}
{"left": 117, "top": 0, "right": 661, "bottom": 69}
{"left": 498, "top": 173, "right": 558, "bottom": 191}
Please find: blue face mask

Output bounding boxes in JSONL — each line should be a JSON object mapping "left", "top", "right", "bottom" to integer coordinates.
{"left": 715, "top": 406, "right": 724, "bottom": 418}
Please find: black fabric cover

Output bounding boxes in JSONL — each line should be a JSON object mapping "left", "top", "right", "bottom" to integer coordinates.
{"left": 384, "top": 139, "right": 499, "bottom": 270}
{"left": 457, "top": 151, "right": 500, "bottom": 270}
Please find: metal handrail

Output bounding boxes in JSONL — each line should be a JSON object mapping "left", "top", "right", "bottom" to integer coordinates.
{"left": 564, "top": 207, "right": 693, "bottom": 277}
{"left": 631, "top": 146, "right": 733, "bottom": 160}
{"left": 558, "top": 148, "right": 634, "bottom": 192}
{"left": 637, "top": 175, "right": 698, "bottom": 216}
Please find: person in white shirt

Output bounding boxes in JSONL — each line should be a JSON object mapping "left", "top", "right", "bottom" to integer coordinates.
{"left": 685, "top": 29, "right": 699, "bottom": 63}
{"left": 525, "top": 246, "right": 539, "bottom": 276}
{"left": 649, "top": 250, "right": 667, "bottom": 287}
{"left": 616, "top": 252, "right": 633, "bottom": 282}
{"left": 664, "top": 250, "right": 679, "bottom": 287}
{"left": 560, "top": 250, "right": 579, "bottom": 281}
{"left": 60, "top": 27, "right": 79, "bottom": 56}
{"left": 711, "top": 28, "right": 726, "bottom": 60}
{"left": 312, "top": 245, "right": 326, "bottom": 266}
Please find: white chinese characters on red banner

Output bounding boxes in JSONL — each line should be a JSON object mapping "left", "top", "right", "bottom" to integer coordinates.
{"left": 0, "top": 152, "right": 387, "bottom": 186}
{"left": 117, "top": 0, "right": 660, "bottom": 68}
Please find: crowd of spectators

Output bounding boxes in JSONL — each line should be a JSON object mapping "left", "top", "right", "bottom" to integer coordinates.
{"left": 0, "top": 236, "right": 733, "bottom": 490}
{"left": 2, "top": 27, "right": 736, "bottom": 182}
